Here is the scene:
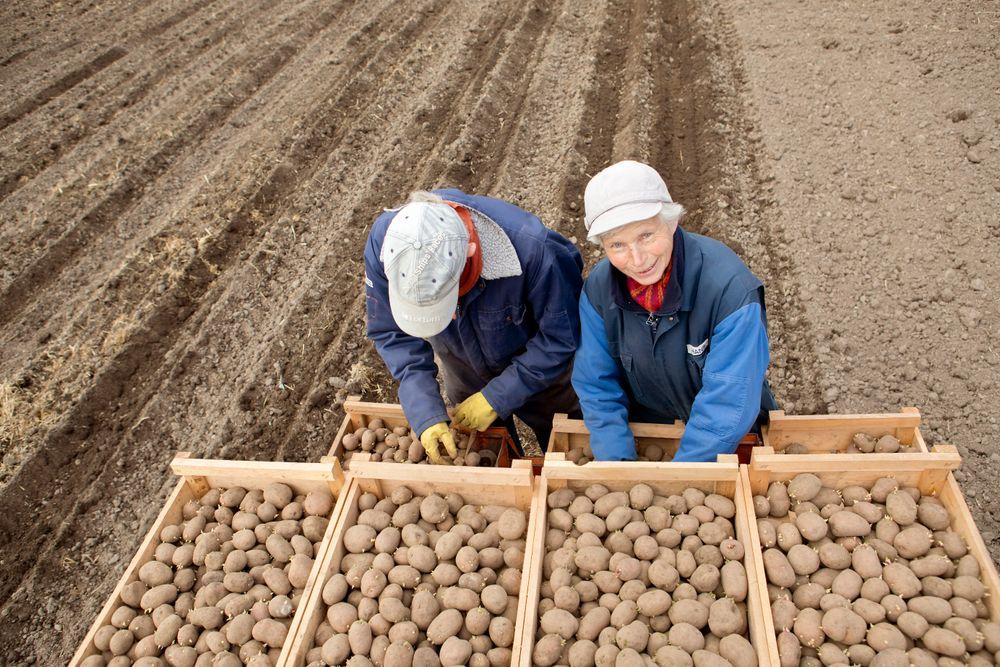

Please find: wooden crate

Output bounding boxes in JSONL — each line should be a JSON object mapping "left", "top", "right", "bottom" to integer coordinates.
{"left": 284, "top": 453, "right": 537, "bottom": 666}
{"left": 548, "top": 413, "right": 760, "bottom": 463}
{"left": 330, "top": 397, "right": 506, "bottom": 467}
{"left": 71, "top": 453, "right": 348, "bottom": 666}
{"left": 746, "top": 444, "right": 1000, "bottom": 666}
{"left": 513, "top": 453, "right": 773, "bottom": 666}
{"left": 761, "top": 407, "right": 930, "bottom": 454}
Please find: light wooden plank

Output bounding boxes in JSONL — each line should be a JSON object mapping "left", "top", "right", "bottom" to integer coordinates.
{"left": 764, "top": 409, "right": 927, "bottom": 452}
{"left": 169, "top": 456, "right": 344, "bottom": 496}
{"left": 738, "top": 464, "right": 778, "bottom": 666}
{"left": 514, "top": 475, "right": 550, "bottom": 666}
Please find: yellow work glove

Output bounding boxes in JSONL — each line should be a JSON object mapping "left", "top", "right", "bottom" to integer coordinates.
{"left": 420, "top": 422, "right": 457, "bottom": 465}
{"left": 453, "top": 392, "right": 498, "bottom": 432}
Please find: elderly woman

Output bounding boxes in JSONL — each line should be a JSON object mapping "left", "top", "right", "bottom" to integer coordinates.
{"left": 572, "top": 160, "right": 778, "bottom": 461}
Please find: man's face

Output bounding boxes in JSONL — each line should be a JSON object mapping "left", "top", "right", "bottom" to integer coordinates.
{"left": 601, "top": 217, "right": 673, "bottom": 285}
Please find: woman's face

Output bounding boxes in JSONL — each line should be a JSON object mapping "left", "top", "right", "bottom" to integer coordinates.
{"left": 601, "top": 216, "right": 674, "bottom": 285}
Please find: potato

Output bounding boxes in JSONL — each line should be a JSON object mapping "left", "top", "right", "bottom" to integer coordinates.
{"left": 893, "top": 524, "right": 931, "bottom": 559}
{"left": 263, "top": 483, "right": 293, "bottom": 509}
{"left": 668, "top": 599, "right": 708, "bottom": 629}
{"left": 665, "top": 622, "right": 703, "bottom": 654}
{"left": 533, "top": 633, "right": 563, "bottom": 666}
{"left": 922, "top": 626, "right": 966, "bottom": 657}
{"left": 718, "top": 634, "right": 756, "bottom": 667}
{"left": 636, "top": 590, "right": 671, "bottom": 617}
{"left": 787, "top": 474, "right": 822, "bottom": 502}
{"left": 767, "top": 483, "right": 791, "bottom": 517}
{"left": 786, "top": 544, "right": 820, "bottom": 576}
{"left": 916, "top": 501, "right": 950, "bottom": 530}
{"left": 763, "top": 549, "right": 796, "bottom": 588}
{"left": 420, "top": 495, "right": 450, "bottom": 524}
{"left": 953, "top": 574, "right": 987, "bottom": 601}
{"left": 655, "top": 645, "right": 694, "bottom": 667}
{"left": 707, "top": 596, "right": 744, "bottom": 637}
{"left": 866, "top": 622, "right": 906, "bottom": 651}
{"left": 821, "top": 606, "right": 866, "bottom": 645}
{"left": 344, "top": 524, "right": 377, "bottom": 554}
{"left": 792, "top": 607, "right": 824, "bottom": 648}
{"left": 850, "top": 544, "right": 882, "bottom": 579}
{"left": 689, "top": 563, "right": 720, "bottom": 593}
{"left": 489, "top": 615, "right": 514, "bottom": 648}
{"left": 827, "top": 510, "right": 871, "bottom": 538}
{"left": 881, "top": 562, "right": 921, "bottom": 599}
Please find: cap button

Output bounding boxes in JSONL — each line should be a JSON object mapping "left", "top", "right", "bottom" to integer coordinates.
{"left": 413, "top": 241, "right": 422, "bottom": 249}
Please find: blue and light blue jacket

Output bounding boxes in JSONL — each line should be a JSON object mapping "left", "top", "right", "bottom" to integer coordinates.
{"left": 365, "top": 189, "right": 583, "bottom": 437}
{"left": 572, "top": 226, "right": 778, "bottom": 461}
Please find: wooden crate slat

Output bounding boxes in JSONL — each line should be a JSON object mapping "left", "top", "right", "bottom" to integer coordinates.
{"left": 737, "top": 464, "right": 779, "bottom": 666}
{"left": 170, "top": 455, "right": 345, "bottom": 495}
{"left": 763, "top": 408, "right": 929, "bottom": 452}
{"left": 515, "top": 456, "right": 770, "bottom": 666}
{"left": 284, "top": 455, "right": 537, "bottom": 665}
{"left": 71, "top": 454, "right": 347, "bottom": 666}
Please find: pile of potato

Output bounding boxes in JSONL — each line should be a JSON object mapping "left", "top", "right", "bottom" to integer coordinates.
{"left": 535, "top": 483, "right": 756, "bottom": 666}
{"left": 757, "top": 473, "right": 1000, "bottom": 666}
{"left": 306, "top": 486, "right": 526, "bottom": 666}
{"left": 81, "top": 483, "right": 335, "bottom": 667}
{"left": 563, "top": 442, "right": 673, "bottom": 466}
{"left": 781, "top": 433, "right": 918, "bottom": 455}
{"left": 341, "top": 420, "right": 496, "bottom": 467}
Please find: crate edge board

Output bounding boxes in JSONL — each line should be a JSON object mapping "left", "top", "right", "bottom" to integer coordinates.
{"left": 765, "top": 409, "right": 927, "bottom": 452}
{"left": 284, "top": 462, "right": 537, "bottom": 664}
{"left": 512, "top": 476, "right": 549, "bottom": 666}
{"left": 738, "top": 464, "right": 780, "bottom": 667}
{"left": 517, "top": 458, "right": 769, "bottom": 666}
{"left": 71, "top": 456, "right": 346, "bottom": 664}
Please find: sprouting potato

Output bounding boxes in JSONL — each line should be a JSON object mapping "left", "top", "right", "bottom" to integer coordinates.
{"left": 757, "top": 473, "right": 995, "bottom": 665}
{"left": 82, "top": 482, "right": 335, "bottom": 661}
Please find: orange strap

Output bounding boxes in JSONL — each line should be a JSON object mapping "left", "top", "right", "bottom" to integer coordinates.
{"left": 444, "top": 202, "right": 482, "bottom": 296}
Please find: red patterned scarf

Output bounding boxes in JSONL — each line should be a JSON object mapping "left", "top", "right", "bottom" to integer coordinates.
{"left": 627, "top": 261, "right": 673, "bottom": 313}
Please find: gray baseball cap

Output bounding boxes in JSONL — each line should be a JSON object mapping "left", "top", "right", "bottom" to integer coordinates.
{"left": 381, "top": 201, "right": 469, "bottom": 338}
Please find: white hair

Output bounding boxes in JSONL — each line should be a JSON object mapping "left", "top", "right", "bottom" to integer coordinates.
{"left": 407, "top": 190, "right": 446, "bottom": 205}
{"left": 595, "top": 204, "right": 686, "bottom": 243}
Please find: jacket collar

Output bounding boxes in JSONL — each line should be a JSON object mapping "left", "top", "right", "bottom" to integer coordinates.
{"left": 610, "top": 226, "right": 687, "bottom": 316}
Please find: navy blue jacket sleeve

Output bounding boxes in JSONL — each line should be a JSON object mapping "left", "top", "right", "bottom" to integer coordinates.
{"left": 674, "top": 298, "right": 769, "bottom": 462}
{"left": 481, "top": 233, "right": 583, "bottom": 419}
{"left": 570, "top": 292, "right": 637, "bottom": 460}
{"left": 364, "top": 228, "right": 449, "bottom": 437}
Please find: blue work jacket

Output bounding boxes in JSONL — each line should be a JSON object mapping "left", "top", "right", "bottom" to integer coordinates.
{"left": 365, "top": 189, "right": 583, "bottom": 437}
{"left": 572, "top": 226, "right": 778, "bottom": 461}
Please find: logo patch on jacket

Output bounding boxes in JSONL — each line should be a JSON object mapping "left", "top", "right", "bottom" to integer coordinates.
{"left": 687, "top": 339, "right": 708, "bottom": 356}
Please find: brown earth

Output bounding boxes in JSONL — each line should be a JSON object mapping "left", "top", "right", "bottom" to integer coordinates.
{"left": 0, "top": 0, "right": 996, "bottom": 662}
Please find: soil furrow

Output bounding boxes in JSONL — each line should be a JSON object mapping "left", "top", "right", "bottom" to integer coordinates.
{"left": 437, "top": 0, "right": 563, "bottom": 194}
{"left": 0, "top": 46, "right": 129, "bottom": 132}
{"left": 0, "top": 0, "right": 353, "bottom": 607}
{"left": 0, "top": 5, "right": 339, "bottom": 328}
{"left": 557, "top": 0, "right": 632, "bottom": 225}
{"left": 645, "top": 0, "right": 826, "bottom": 413}
{"left": 0, "top": 0, "right": 249, "bottom": 204}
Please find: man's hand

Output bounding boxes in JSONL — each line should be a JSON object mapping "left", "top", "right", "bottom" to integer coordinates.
{"left": 419, "top": 422, "right": 457, "bottom": 464}
{"left": 453, "top": 392, "right": 498, "bottom": 431}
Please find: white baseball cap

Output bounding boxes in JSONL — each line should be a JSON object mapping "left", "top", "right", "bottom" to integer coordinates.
{"left": 584, "top": 160, "right": 684, "bottom": 242}
{"left": 381, "top": 202, "right": 469, "bottom": 338}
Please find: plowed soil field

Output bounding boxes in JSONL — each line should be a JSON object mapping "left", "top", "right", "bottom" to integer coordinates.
{"left": 1, "top": 0, "right": 997, "bottom": 662}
